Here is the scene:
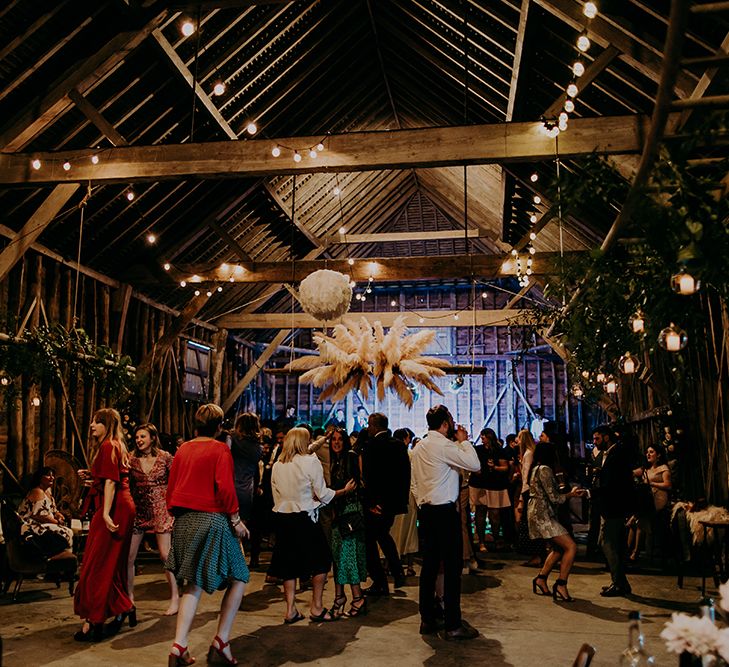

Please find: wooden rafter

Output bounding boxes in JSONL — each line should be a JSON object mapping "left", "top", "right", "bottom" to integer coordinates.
{"left": 506, "top": 0, "right": 530, "bottom": 122}
{"left": 4, "top": 115, "right": 655, "bottom": 186}
{"left": 322, "top": 229, "right": 483, "bottom": 245}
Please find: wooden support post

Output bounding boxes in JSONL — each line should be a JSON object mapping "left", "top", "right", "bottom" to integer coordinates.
{"left": 211, "top": 328, "right": 228, "bottom": 405}
{"left": 110, "top": 283, "right": 133, "bottom": 354}
{"left": 222, "top": 330, "right": 290, "bottom": 413}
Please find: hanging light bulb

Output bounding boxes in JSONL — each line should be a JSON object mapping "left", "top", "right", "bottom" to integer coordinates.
{"left": 559, "top": 111, "right": 569, "bottom": 123}
{"left": 559, "top": 117, "right": 569, "bottom": 132}
{"left": 31, "top": 158, "right": 41, "bottom": 170}
{"left": 217, "top": 286, "right": 223, "bottom": 292}
{"left": 567, "top": 82, "right": 579, "bottom": 98}
{"left": 366, "top": 287, "right": 372, "bottom": 294}
{"left": 309, "top": 149, "right": 318, "bottom": 159}
{"left": 180, "top": 280, "right": 187, "bottom": 287}
{"left": 349, "top": 280, "right": 356, "bottom": 288}
{"left": 596, "top": 371, "right": 606, "bottom": 384}
{"left": 530, "top": 214, "right": 537, "bottom": 223}
{"left": 529, "top": 246, "right": 536, "bottom": 255}
{"left": 572, "top": 61, "right": 586, "bottom": 77}
{"left": 419, "top": 317, "right": 425, "bottom": 324}
{"left": 604, "top": 376, "right": 618, "bottom": 394}
{"left": 549, "top": 126, "right": 560, "bottom": 138}
{"left": 577, "top": 34, "right": 591, "bottom": 52}
{"left": 618, "top": 352, "right": 640, "bottom": 375}
{"left": 181, "top": 20, "right": 196, "bottom": 37}
{"left": 206, "top": 291, "right": 212, "bottom": 297}
{"left": 339, "top": 226, "right": 346, "bottom": 235}
{"left": 163, "top": 263, "right": 171, "bottom": 271}
{"left": 347, "top": 258, "right": 354, "bottom": 266}
{"left": 229, "top": 276, "right": 235, "bottom": 282}
{"left": 63, "top": 161, "right": 71, "bottom": 171}
{"left": 146, "top": 233, "right": 157, "bottom": 244}
{"left": 0, "top": 375, "right": 9, "bottom": 386}
{"left": 529, "top": 232, "right": 537, "bottom": 240}
{"left": 91, "top": 154, "right": 99, "bottom": 165}
{"left": 670, "top": 267, "right": 700, "bottom": 295}
{"left": 293, "top": 151, "right": 302, "bottom": 163}
{"left": 246, "top": 122, "right": 257, "bottom": 135}
{"left": 333, "top": 186, "right": 341, "bottom": 196}
{"left": 533, "top": 195, "right": 541, "bottom": 204}
{"left": 530, "top": 173, "right": 538, "bottom": 182}
{"left": 390, "top": 300, "right": 397, "bottom": 307}
{"left": 317, "top": 142, "right": 325, "bottom": 152}
{"left": 32, "top": 396, "right": 41, "bottom": 407}
{"left": 194, "top": 290, "right": 201, "bottom": 296}
{"left": 126, "top": 189, "right": 135, "bottom": 201}
{"left": 564, "top": 99, "right": 575, "bottom": 113}
{"left": 658, "top": 323, "right": 688, "bottom": 352}
{"left": 453, "top": 314, "right": 459, "bottom": 321}
{"left": 482, "top": 292, "right": 488, "bottom": 299}
{"left": 213, "top": 81, "right": 226, "bottom": 96}
{"left": 629, "top": 311, "right": 646, "bottom": 334}
{"left": 511, "top": 249, "right": 518, "bottom": 256}
{"left": 526, "top": 268, "right": 533, "bottom": 275}
{"left": 584, "top": 2, "right": 598, "bottom": 19}
{"left": 271, "top": 146, "right": 281, "bottom": 157}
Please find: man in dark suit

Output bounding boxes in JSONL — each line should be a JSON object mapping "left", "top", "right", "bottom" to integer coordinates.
{"left": 594, "top": 425, "right": 634, "bottom": 597}
{"left": 361, "top": 412, "right": 411, "bottom": 595}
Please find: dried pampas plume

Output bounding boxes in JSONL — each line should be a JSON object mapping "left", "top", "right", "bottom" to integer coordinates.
{"left": 285, "top": 316, "right": 449, "bottom": 406}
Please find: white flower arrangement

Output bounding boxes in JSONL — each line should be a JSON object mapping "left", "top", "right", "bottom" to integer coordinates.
{"left": 661, "top": 584, "right": 729, "bottom": 662}
{"left": 284, "top": 315, "right": 450, "bottom": 406}
{"left": 298, "top": 269, "right": 352, "bottom": 321}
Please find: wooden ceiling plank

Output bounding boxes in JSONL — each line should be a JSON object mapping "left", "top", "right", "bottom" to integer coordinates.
{"left": 2, "top": 114, "right": 654, "bottom": 185}
{"left": 0, "top": 0, "right": 71, "bottom": 63}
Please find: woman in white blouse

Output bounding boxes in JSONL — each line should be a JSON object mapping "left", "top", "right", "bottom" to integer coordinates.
{"left": 269, "top": 427, "right": 355, "bottom": 624}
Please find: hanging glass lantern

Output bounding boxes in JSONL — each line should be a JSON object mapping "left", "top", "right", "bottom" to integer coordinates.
{"left": 595, "top": 371, "right": 606, "bottom": 384}
{"left": 571, "top": 384, "right": 584, "bottom": 399}
{"left": 658, "top": 323, "right": 688, "bottom": 352}
{"left": 618, "top": 352, "right": 640, "bottom": 375}
{"left": 670, "top": 267, "right": 700, "bottom": 295}
{"left": 604, "top": 376, "right": 618, "bottom": 394}
{"left": 629, "top": 311, "right": 646, "bottom": 334}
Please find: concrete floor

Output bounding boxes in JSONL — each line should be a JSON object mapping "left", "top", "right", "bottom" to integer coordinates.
{"left": 0, "top": 552, "right": 701, "bottom": 667}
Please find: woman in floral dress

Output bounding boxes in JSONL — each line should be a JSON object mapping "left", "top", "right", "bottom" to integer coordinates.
{"left": 127, "top": 423, "right": 179, "bottom": 615}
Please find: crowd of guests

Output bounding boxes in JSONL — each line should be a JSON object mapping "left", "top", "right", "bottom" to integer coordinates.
{"left": 14, "top": 400, "right": 677, "bottom": 659}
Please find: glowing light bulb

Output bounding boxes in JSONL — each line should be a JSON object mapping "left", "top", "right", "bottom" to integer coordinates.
{"left": 526, "top": 268, "right": 533, "bottom": 275}
{"left": 665, "top": 331, "right": 681, "bottom": 351}
{"left": 453, "top": 314, "right": 459, "bottom": 321}
{"left": 271, "top": 146, "right": 281, "bottom": 157}
{"left": 530, "top": 173, "right": 538, "bottom": 182}
{"left": 529, "top": 232, "right": 537, "bottom": 240}
{"left": 390, "top": 300, "right": 397, "bottom": 307}
{"left": 91, "top": 154, "right": 99, "bottom": 165}
{"left": 213, "top": 81, "right": 226, "bottom": 96}
{"left": 317, "top": 143, "right": 324, "bottom": 152}
{"left": 605, "top": 379, "right": 617, "bottom": 394}
{"left": 339, "top": 227, "right": 346, "bottom": 235}
{"left": 32, "top": 396, "right": 41, "bottom": 407}
{"left": 126, "top": 189, "right": 135, "bottom": 201}
{"left": 180, "top": 281, "right": 187, "bottom": 287}
{"left": 533, "top": 195, "right": 541, "bottom": 204}
{"left": 206, "top": 291, "right": 212, "bottom": 297}
{"left": 584, "top": 2, "right": 598, "bottom": 19}
{"left": 511, "top": 249, "right": 518, "bottom": 256}
{"left": 559, "top": 118, "right": 569, "bottom": 131}
{"left": 217, "top": 286, "right": 223, "bottom": 292}
{"left": 577, "top": 34, "right": 591, "bottom": 52}
{"left": 530, "top": 214, "right": 537, "bottom": 223}
{"left": 293, "top": 151, "right": 302, "bottom": 163}
{"left": 194, "top": 290, "right": 200, "bottom": 296}
{"left": 529, "top": 246, "right": 535, "bottom": 255}
{"left": 564, "top": 99, "right": 575, "bottom": 113}
{"left": 0, "top": 376, "right": 8, "bottom": 386}
{"left": 333, "top": 187, "right": 341, "bottom": 196}
{"left": 559, "top": 111, "right": 569, "bottom": 123}
{"left": 181, "top": 20, "right": 195, "bottom": 37}
{"left": 31, "top": 158, "right": 41, "bottom": 170}
{"left": 419, "top": 317, "right": 425, "bottom": 324}
{"left": 482, "top": 292, "right": 487, "bottom": 299}
{"left": 679, "top": 273, "right": 696, "bottom": 295}
{"left": 348, "top": 258, "right": 354, "bottom": 266}
{"left": 246, "top": 122, "right": 257, "bottom": 135}
{"left": 164, "top": 263, "right": 171, "bottom": 271}
{"left": 572, "top": 61, "right": 585, "bottom": 77}
{"left": 146, "top": 233, "right": 156, "bottom": 244}
{"left": 567, "top": 83, "right": 579, "bottom": 98}
{"left": 229, "top": 277, "right": 234, "bottom": 282}
{"left": 309, "top": 149, "right": 317, "bottom": 159}
{"left": 549, "top": 127, "right": 560, "bottom": 138}
{"left": 60, "top": 161, "right": 71, "bottom": 171}
{"left": 349, "top": 280, "right": 356, "bottom": 288}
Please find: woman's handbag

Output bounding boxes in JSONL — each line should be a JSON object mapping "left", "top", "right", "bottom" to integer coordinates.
{"left": 336, "top": 511, "right": 364, "bottom": 537}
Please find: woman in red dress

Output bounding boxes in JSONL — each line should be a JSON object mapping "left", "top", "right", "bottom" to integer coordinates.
{"left": 73, "top": 408, "right": 136, "bottom": 641}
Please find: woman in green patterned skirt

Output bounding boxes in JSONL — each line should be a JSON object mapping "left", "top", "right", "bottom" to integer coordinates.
{"left": 328, "top": 428, "right": 368, "bottom": 617}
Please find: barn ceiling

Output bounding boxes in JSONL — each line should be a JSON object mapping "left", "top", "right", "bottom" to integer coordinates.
{"left": 0, "top": 0, "right": 726, "bottom": 336}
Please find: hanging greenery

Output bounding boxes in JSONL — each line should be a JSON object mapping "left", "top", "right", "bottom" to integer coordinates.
{"left": 523, "top": 112, "right": 729, "bottom": 405}
{"left": 0, "top": 322, "right": 135, "bottom": 404}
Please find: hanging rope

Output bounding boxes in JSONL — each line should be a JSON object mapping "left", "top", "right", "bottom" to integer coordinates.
{"left": 72, "top": 183, "right": 92, "bottom": 324}
{"left": 290, "top": 174, "right": 297, "bottom": 365}
{"left": 554, "top": 136, "right": 565, "bottom": 306}
{"left": 189, "top": 6, "right": 202, "bottom": 142}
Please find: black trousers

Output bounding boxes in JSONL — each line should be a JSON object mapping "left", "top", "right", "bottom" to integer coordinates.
{"left": 419, "top": 503, "right": 463, "bottom": 631}
{"left": 364, "top": 510, "right": 403, "bottom": 587}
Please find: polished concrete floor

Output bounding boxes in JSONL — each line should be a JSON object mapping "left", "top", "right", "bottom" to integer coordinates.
{"left": 0, "top": 551, "right": 701, "bottom": 667}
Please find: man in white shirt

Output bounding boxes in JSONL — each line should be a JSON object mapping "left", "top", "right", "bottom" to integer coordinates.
{"left": 411, "top": 404, "right": 480, "bottom": 640}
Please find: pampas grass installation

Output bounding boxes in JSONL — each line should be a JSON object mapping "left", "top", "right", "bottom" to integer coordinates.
{"left": 284, "top": 316, "right": 449, "bottom": 406}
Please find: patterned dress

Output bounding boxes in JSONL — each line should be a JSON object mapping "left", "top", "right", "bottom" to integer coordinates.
{"left": 129, "top": 451, "right": 174, "bottom": 534}
{"left": 18, "top": 491, "right": 73, "bottom": 551}
{"left": 527, "top": 464, "right": 568, "bottom": 540}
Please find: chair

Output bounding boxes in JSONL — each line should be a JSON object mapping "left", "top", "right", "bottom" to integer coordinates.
{"left": 0, "top": 499, "right": 77, "bottom": 600}
{"left": 571, "top": 643, "right": 596, "bottom": 667}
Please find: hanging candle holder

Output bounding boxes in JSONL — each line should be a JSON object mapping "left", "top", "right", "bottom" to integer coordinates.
{"left": 604, "top": 376, "right": 618, "bottom": 394}
{"left": 658, "top": 323, "right": 688, "bottom": 352}
{"left": 670, "top": 267, "right": 700, "bottom": 296}
{"left": 618, "top": 352, "right": 640, "bottom": 375}
{"left": 629, "top": 311, "right": 647, "bottom": 334}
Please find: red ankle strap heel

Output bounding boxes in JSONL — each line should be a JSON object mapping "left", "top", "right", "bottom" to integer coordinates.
{"left": 168, "top": 643, "right": 195, "bottom": 667}
{"left": 207, "top": 636, "right": 237, "bottom": 665}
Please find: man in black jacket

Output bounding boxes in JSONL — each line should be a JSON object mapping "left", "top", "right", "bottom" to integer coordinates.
{"left": 594, "top": 425, "right": 634, "bottom": 597}
{"left": 361, "top": 412, "right": 411, "bottom": 595}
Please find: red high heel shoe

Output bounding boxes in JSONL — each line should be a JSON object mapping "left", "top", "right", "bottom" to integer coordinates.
{"left": 207, "top": 636, "right": 237, "bottom": 665}
{"left": 168, "top": 643, "right": 195, "bottom": 667}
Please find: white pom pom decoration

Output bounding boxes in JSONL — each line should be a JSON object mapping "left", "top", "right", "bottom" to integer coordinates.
{"left": 298, "top": 269, "right": 353, "bottom": 321}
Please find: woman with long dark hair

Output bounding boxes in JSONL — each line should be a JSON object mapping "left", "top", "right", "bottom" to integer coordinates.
{"left": 73, "top": 408, "right": 136, "bottom": 641}
{"left": 127, "top": 423, "right": 178, "bottom": 616}
{"left": 165, "top": 404, "right": 249, "bottom": 667}
{"left": 527, "top": 441, "right": 585, "bottom": 601}
{"left": 231, "top": 412, "right": 263, "bottom": 526}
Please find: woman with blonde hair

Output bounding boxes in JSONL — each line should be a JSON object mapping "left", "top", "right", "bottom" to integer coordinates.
{"left": 127, "top": 423, "right": 178, "bottom": 616}
{"left": 515, "top": 428, "right": 543, "bottom": 565}
{"left": 269, "top": 427, "right": 356, "bottom": 624}
{"left": 73, "top": 408, "right": 136, "bottom": 642}
{"left": 165, "top": 403, "right": 249, "bottom": 666}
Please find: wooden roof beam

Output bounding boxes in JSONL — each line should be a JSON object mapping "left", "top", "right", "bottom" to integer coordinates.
{"left": 322, "top": 229, "right": 483, "bottom": 245}
{"left": 506, "top": 0, "right": 531, "bottom": 122}
{"left": 218, "top": 309, "right": 530, "bottom": 330}
{"left": 2, "top": 114, "right": 654, "bottom": 186}
{"left": 173, "top": 251, "right": 580, "bottom": 284}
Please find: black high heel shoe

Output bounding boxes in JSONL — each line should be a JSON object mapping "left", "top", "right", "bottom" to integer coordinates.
{"left": 73, "top": 622, "right": 104, "bottom": 642}
{"left": 532, "top": 574, "right": 550, "bottom": 595}
{"left": 105, "top": 606, "right": 137, "bottom": 635}
{"left": 347, "top": 595, "right": 368, "bottom": 617}
{"left": 552, "top": 579, "right": 574, "bottom": 602}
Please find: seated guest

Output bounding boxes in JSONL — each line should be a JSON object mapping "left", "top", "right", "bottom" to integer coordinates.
{"left": 269, "top": 427, "right": 355, "bottom": 623}
{"left": 18, "top": 467, "right": 73, "bottom": 559}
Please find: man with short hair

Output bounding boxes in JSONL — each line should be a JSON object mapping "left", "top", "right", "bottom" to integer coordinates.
{"left": 594, "top": 425, "right": 633, "bottom": 596}
{"left": 361, "top": 412, "right": 410, "bottom": 595}
{"left": 411, "top": 405, "right": 481, "bottom": 640}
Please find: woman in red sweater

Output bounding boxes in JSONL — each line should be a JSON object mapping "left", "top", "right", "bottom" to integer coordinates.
{"left": 166, "top": 404, "right": 249, "bottom": 667}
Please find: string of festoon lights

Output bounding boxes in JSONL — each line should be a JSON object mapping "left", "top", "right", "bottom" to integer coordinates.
{"left": 540, "top": 1, "right": 598, "bottom": 137}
